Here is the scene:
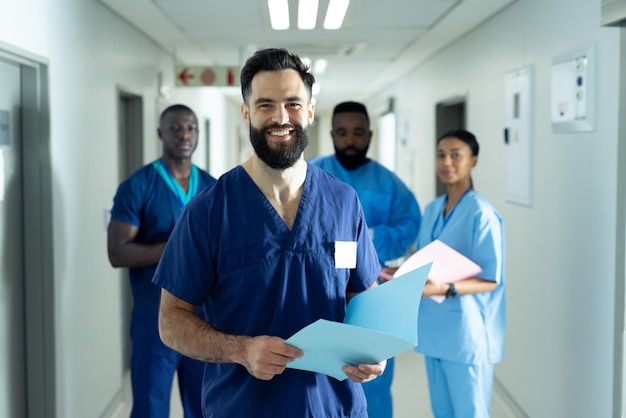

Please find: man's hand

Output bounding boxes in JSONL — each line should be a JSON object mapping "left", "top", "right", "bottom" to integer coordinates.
{"left": 342, "top": 359, "right": 387, "bottom": 383}
{"left": 241, "top": 336, "right": 303, "bottom": 380}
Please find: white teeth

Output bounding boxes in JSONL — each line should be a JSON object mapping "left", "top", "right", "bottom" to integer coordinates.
{"left": 269, "top": 129, "right": 289, "bottom": 136}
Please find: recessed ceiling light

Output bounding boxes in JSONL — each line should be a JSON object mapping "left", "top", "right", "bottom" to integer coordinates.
{"left": 313, "top": 59, "right": 328, "bottom": 74}
{"left": 298, "top": 0, "right": 318, "bottom": 30}
{"left": 268, "top": 0, "right": 289, "bottom": 30}
{"left": 269, "top": 0, "right": 349, "bottom": 31}
{"left": 323, "top": 0, "right": 349, "bottom": 30}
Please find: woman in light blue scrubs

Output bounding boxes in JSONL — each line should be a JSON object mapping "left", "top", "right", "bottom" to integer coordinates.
{"left": 416, "top": 129, "right": 505, "bottom": 418}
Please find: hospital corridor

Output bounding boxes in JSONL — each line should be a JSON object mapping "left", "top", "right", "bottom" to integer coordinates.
{"left": 2, "top": 0, "right": 626, "bottom": 417}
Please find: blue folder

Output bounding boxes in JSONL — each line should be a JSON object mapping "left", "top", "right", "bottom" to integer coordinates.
{"left": 285, "top": 262, "right": 431, "bottom": 380}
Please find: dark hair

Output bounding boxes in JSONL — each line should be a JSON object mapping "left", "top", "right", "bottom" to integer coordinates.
{"left": 438, "top": 129, "right": 479, "bottom": 156}
{"left": 240, "top": 48, "right": 315, "bottom": 104}
{"left": 332, "top": 101, "right": 370, "bottom": 125}
{"left": 160, "top": 104, "right": 195, "bottom": 124}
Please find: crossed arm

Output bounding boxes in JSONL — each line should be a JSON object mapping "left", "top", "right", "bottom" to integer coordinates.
{"left": 107, "top": 219, "right": 167, "bottom": 268}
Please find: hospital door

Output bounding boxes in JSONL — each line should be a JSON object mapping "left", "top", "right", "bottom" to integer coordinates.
{"left": 0, "top": 57, "right": 26, "bottom": 417}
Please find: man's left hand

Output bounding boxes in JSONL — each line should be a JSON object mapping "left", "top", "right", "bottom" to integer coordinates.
{"left": 342, "top": 359, "right": 387, "bottom": 383}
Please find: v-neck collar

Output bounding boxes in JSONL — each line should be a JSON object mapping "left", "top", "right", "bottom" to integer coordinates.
{"left": 237, "top": 165, "right": 312, "bottom": 236}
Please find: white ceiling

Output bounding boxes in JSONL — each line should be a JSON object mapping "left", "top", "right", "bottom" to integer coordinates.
{"left": 98, "top": 0, "right": 515, "bottom": 113}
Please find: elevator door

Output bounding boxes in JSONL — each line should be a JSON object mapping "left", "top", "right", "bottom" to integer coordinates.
{"left": 0, "top": 58, "right": 26, "bottom": 417}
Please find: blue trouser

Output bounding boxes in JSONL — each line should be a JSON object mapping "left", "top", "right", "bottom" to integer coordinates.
{"left": 361, "top": 356, "right": 394, "bottom": 418}
{"left": 424, "top": 356, "right": 493, "bottom": 418}
{"left": 130, "top": 315, "right": 204, "bottom": 418}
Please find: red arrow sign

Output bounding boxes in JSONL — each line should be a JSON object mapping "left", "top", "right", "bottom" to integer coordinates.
{"left": 174, "top": 66, "right": 240, "bottom": 87}
{"left": 177, "top": 68, "right": 195, "bottom": 85}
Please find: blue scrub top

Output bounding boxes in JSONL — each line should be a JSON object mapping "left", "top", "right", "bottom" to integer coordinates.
{"left": 110, "top": 160, "right": 216, "bottom": 318}
{"left": 153, "top": 163, "right": 381, "bottom": 418}
{"left": 416, "top": 191, "right": 505, "bottom": 365}
{"left": 309, "top": 156, "right": 421, "bottom": 264}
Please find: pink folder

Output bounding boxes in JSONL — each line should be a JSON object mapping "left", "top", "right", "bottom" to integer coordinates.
{"left": 393, "top": 240, "right": 482, "bottom": 303}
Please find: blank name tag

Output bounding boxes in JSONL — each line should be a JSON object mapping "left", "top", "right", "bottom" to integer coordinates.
{"left": 334, "top": 241, "right": 357, "bottom": 269}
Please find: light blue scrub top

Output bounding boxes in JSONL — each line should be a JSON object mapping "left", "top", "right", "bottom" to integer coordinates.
{"left": 309, "top": 156, "right": 421, "bottom": 264}
{"left": 153, "top": 164, "right": 381, "bottom": 418}
{"left": 416, "top": 191, "right": 505, "bottom": 365}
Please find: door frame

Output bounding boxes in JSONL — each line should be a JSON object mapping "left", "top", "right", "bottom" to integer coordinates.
{"left": 0, "top": 42, "right": 55, "bottom": 418}
{"left": 115, "top": 88, "right": 144, "bottom": 377}
{"left": 434, "top": 97, "right": 466, "bottom": 197}
{"left": 613, "top": 26, "right": 626, "bottom": 418}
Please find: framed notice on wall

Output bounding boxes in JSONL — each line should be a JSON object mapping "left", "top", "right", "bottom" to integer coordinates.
{"left": 504, "top": 65, "right": 534, "bottom": 207}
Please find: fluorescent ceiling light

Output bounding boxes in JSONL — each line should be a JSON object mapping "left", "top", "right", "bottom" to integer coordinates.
{"left": 268, "top": 0, "right": 289, "bottom": 30}
{"left": 323, "top": 0, "right": 349, "bottom": 30}
{"left": 298, "top": 0, "right": 318, "bottom": 30}
{"left": 313, "top": 58, "right": 328, "bottom": 74}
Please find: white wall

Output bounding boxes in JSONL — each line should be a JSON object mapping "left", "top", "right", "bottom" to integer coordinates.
{"left": 365, "top": 0, "right": 621, "bottom": 416}
{"left": 0, "top": 0, "right": 233, "bottom": 416}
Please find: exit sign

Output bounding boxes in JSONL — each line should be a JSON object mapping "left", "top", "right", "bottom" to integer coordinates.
{"left": 175, "top": 66, "right": 240, "bottom": 87}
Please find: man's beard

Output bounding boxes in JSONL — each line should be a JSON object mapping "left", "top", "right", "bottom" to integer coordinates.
{"left": 335, "top": 145, "right": 369, "bottom": 170}
{"left": 250, "top": 123, "right": 309, "bottom": 169}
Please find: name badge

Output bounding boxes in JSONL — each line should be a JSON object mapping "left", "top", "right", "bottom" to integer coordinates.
{"left": 334, "top": 241, "right": 357, "bottom": 269}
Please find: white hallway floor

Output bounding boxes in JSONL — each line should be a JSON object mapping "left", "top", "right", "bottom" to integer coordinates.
{"left": 115, "top": 350, "right": 512, "bottom": 417}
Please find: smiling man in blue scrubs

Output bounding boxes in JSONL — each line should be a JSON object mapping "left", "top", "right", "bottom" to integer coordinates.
{"left": 152, "top": 48, "right": 386, "bottom": 418}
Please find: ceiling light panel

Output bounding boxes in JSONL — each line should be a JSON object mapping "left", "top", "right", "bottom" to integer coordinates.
{"left": 268, "top": 0, "right": 290, "bottom": 30}
{"left": 323, "top": 0, "right": 350, "bottom": 30}
{"left": 298, "top": 0, "right": 319, "bottom": 29}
